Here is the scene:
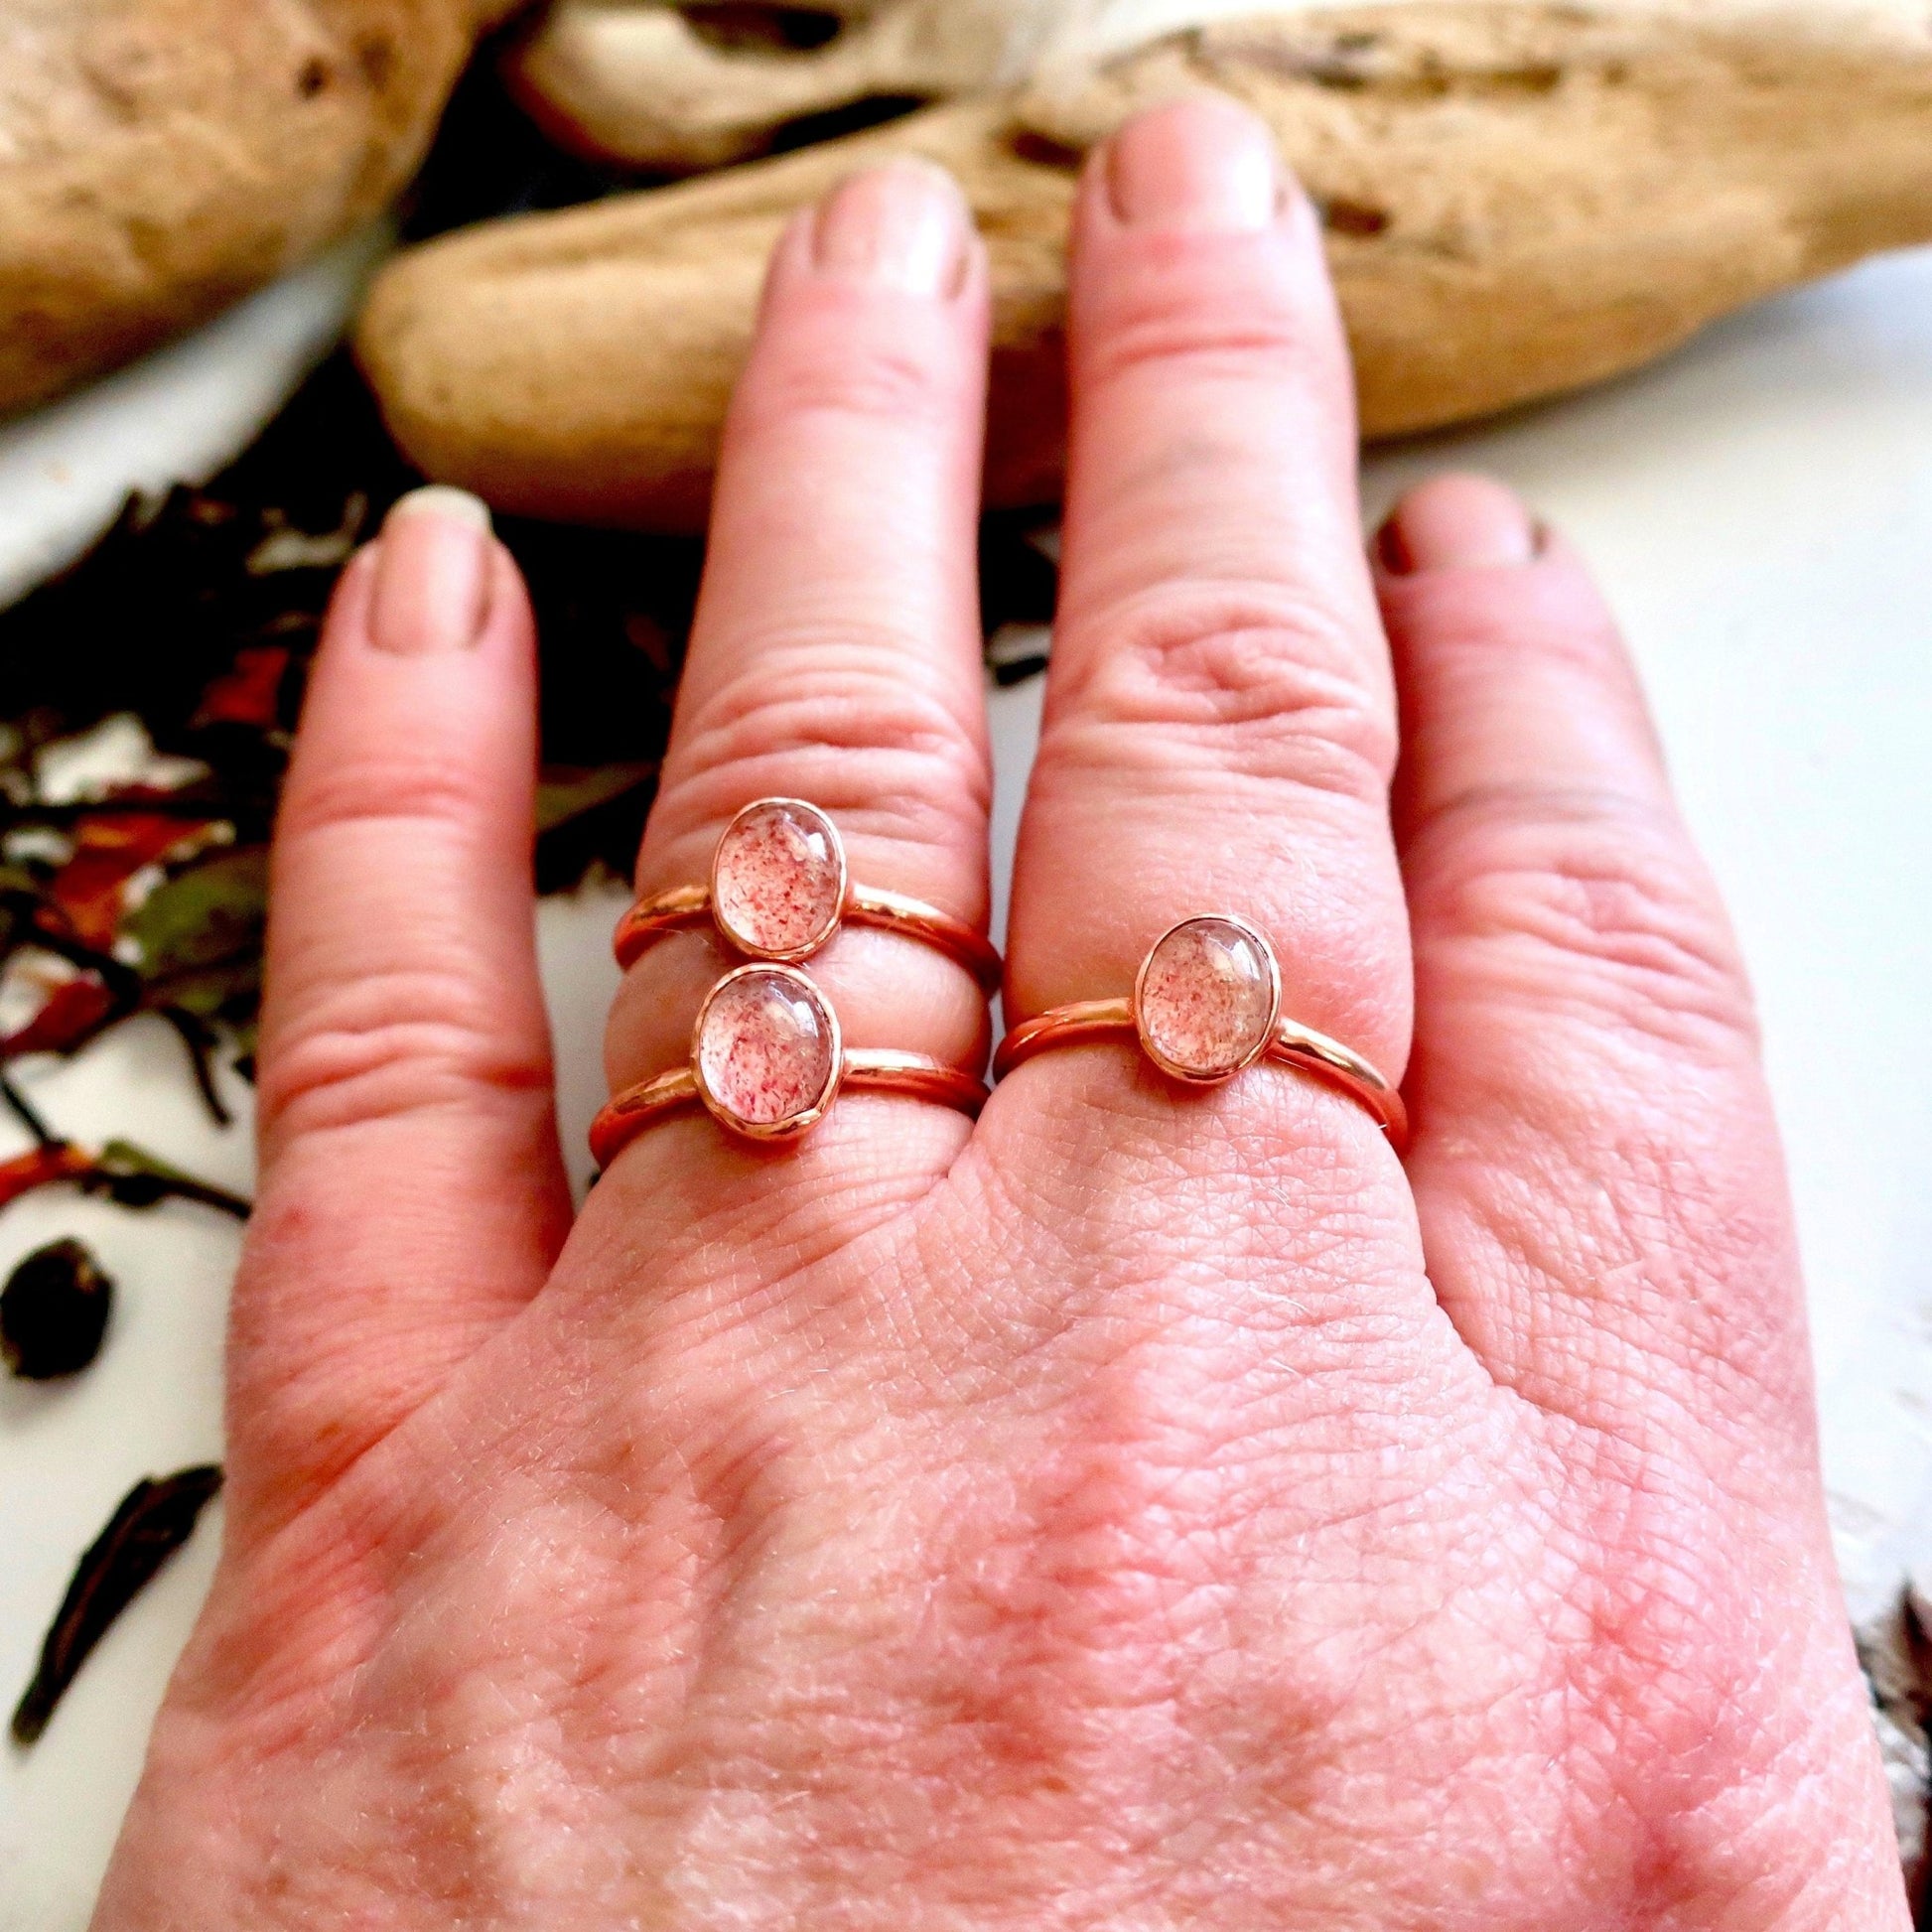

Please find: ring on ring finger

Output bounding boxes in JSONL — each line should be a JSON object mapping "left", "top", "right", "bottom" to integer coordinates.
{"left": 995, "top": 914, "right": 1407, "bottom": 1149}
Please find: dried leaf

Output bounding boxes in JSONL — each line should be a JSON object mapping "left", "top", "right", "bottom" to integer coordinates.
{"left": 0, "top": 1139, "right": 249, "bottom": 1218}
{"left": 11, "top": 1466, "right": 222, "bottom": 1744}
{"left": 122, "top": 848, "right": 267, "bottom": 984}
{"left": 32, "top": 716, "right": 208, "bottom": 808}
{"left": 978, "top": 510, "right": 1060, "bottom": 638}
{"left": 85, "top": 1141, "right": 251, "bottom": 1219}
{"left": 48, "top": 814, "right": 226, "bottom": 950}
{"left": 147, "top": 958, "right": 260, "bottom": 1025}
{"left": 0, "top": 1144, "right": 94, "bottom": 1208}
{"left": 243, "top": 494, "right": 365, "bottom": 576}
{"left": 191, "top": 647, "right": 291, "bottom": 733}
{"left": 0, "top": 974, "right": 115, "bottom": 1058}
{"left": 535, "top": 761, "right": 658, "bottom": 835}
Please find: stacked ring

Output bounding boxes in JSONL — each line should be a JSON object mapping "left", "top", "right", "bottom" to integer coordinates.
{"left": 614, "top": 797, "right": 1002, "bottom": 992}
{"left": 593, "top": 800, "right": 999, "bottom": 1160}
{"left": 590, "top": 964, "right": 986, "bottom": 1162}
{"left": 994, "top": 913, "right": 1407, "bottom": 1150}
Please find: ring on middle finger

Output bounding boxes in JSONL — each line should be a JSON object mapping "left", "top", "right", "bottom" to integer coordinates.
{"left": 590, "top": 961, "right": 990, "bottom": 1161}
{"left": 614, "top": 797, "right": 1003, "bottom": 993}
{"left": 595, "top": 796, "right": 999, "bottom": 1163}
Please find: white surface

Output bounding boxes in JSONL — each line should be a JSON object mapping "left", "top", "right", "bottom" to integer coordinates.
{"left": 3, "top": 245, "right": 1932, "bottom": 1925}
{"left": 0, "top": 223, "right": 393, "bottom": 612}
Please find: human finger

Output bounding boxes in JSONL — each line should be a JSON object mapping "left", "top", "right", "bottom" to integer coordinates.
{"left": 602, "top": 161, "right": 995, "bottom": 1171}
{"left": 1004, "top": 96, "right": 1410, "bottom": 1151}
{"left": 1382, "top": 475, "right": 1815, "bottom": 1459}
{"left": 231, "top": 490, "right": 573, "bottom": 1537}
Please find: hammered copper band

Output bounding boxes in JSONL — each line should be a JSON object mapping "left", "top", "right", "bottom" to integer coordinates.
{"left": 616, "top": 882, "right": 1002, "bottom": 993}
{"left": 592, "top": 1050, "right": 989, "bottom": 1168}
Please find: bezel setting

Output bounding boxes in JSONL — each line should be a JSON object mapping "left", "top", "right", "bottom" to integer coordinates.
{"left": 691, "top": 962, "right": 845, "bottom": 1141}
{"left": 708, "top": 796, "right": 850, "bottom": 963}
{"left": 1133, "top": 912, "right": 1283, "bottom": 1085}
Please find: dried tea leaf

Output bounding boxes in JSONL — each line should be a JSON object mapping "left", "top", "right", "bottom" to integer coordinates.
{"left": 190, "top": 647, "right": 291, "bottom": 733}
{"left": 1, "top": 1238, "right": 112, "bottom": 1379}
{"left": 47, "top": 814, "right": 224, "bottom": 950}
{"left": 0, "top": 861, "right": 54, "bottom": 897}
{"left": 11, "top": 1465, "right": 222, "bottom": 1745}
{"left": 243, "top": 494, "right": 366, "bottom": 576}
{"left": 32, "top": 716, "right": 208, "bottom": 808}
{"left": 87, "top": 1141, "right": 251, "bottom": 1219}
{"left": 978, "top": 510, "right": 1059, "bottom": 637}
{"left": 533, "top": 766, "right": 661, "bottom": 895}
{"left": 0, "top": 1143, "right": 94, "bottom": 1209}
{"left": 148, "top": 958, "right": 261, "bottom": 1025}
{"left": 0, "top": 1140, "right": 249, "bottom": 1218}
{"left": 122, "top": 849, "right": 267, "bottom": 984}
{"left": 1, "top": 974, "right": 115, "bottom": 1058}
{"left": 535, "top": 761, "right": 658, "bottom": 835}
{"left": 0, "top": 1071, "right": 55, "bottom": 1148}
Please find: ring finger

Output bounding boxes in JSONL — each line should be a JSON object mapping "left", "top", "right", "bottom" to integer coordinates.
{"left": 603, "top": 160, "right": 995, "bottom": 1170}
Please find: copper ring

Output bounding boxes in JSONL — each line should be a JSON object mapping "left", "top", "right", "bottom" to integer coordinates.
{"left": 993, "top": 914, "right": 1408, "bottom": 1151}
{"left": 615, "top": 797, "right": 1001, "bottom": 994}
{"left": 591, "top": 962, "right": 988, "bottom": 1163}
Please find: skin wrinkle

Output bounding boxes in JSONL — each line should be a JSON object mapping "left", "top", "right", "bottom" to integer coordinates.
{"left": 1415, "top": 1097, "right": 1817, "bottom": 1466}
{"left": 259, "top": 1004, "right": 556, "bottom": 1140}
{"left": 1424, "top": 882, "right": 1759, "bottom": 1060}
{"left": 743, "top": 329, "right": 970, "bottom": 442}
{"left": 665, "top": 714, "right": 983, "bottom": 829}
{"left": 667, "top": 642, "right": 988, "bottom": 775}
{"left": 1050, "top": 576, "right": 1395, "bottom": 742}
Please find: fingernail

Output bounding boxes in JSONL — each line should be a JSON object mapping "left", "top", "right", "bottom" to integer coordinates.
{"left": 370, "top": 485, "right": 492, "bottom": 654}
{"left": 1377, "top": 476, "right": 1540, "bottom": 574}
{"left": 1106, "top": 95, "right": 1281, "bottom": 231}
{"left": 811, "top": 160, "right": 972, "bottom": 297}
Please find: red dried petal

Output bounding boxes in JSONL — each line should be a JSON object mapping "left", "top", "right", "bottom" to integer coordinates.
{"left": 1, "top": 977, "right": 116, "bottom": 1058}
{"left": 0, "top": 1144, "right": 93, "bottom": 1209}
{"left": 48, "top": 815, "right": 221, "bottom": 949}
{"left": 193, "top": 647, "right": 289, "bottom": 731}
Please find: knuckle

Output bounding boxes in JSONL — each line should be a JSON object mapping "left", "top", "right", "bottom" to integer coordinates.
{"left": 260, "top": 968, "right": 553, "bottom": 1141}
{"left": 1053, "top": 583, "right": 1395, "bottom": 803}
{"left": 283, "top": 748, "right": 496, "bottom": 844}
{"left": 749, "top": 333, "right": 957, "bottom": 438}
{"left": 1414, "top": 789, "right": 1758, "bottom": 1051}
{"left": 1083, "top": 279, "right": 1321, "bottom": 395}
{"left": 660, "top": 628, "right": 988, "bottom": 844}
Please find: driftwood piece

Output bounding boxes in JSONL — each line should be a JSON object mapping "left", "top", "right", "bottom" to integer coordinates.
{"left": 506, "top": 0, "right": 1072, "bottom": 172}
{"left": 0, "top": 0, "right": 514, "bottom": 417}
{"left": 358, "top": 4, "right": 1932, "bottom": 530}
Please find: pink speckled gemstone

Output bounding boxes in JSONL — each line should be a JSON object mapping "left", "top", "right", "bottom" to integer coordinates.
{"left": 712, "top": 799, "right": 844, "bottom": 958}
{"left": 1137, "top": 916, "right": 1277, "bottom": 1081}
{"left": 695, "top": 966, "right": 839, "bottom": 1134}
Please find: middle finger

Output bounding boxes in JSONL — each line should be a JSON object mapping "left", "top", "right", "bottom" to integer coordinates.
{"left": 604, "top": 161, "right": 996, "bottom": 1124}
{"left": 1007, "top": 97, "right": 1411, "bottom": 1140}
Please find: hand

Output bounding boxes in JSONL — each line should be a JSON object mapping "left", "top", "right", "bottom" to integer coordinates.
{"left": 92, "top": 99, "right": 1903, "bottom": 1928}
